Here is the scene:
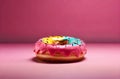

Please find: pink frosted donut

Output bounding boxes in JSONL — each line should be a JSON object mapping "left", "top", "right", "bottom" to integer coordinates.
{"left": 34, "top": 36, "right": 87, "bottom": 62}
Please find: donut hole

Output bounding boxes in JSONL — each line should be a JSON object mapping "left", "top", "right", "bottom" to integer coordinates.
{"left": 55, "top": 40, "right": 68, "bottom": 45}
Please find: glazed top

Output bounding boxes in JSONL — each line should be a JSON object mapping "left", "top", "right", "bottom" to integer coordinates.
{"left": 41, "top": 36, "right": 83, "bottom": 46}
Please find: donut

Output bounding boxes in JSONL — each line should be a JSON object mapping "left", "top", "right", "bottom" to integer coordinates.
{"left": 34, "top": 36, "right": 87, "bottom": 62}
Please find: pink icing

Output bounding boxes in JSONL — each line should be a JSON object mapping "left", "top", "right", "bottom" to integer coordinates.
{"left": 34, "top": 40, "right": 87, "bottom": 57}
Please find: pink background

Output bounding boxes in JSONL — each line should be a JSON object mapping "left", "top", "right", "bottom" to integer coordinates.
{"left": 0, "top": 0, "right": 120, "bottom": 43}
{"left": 0, "top": 1, "right": 120, "bottom": 79}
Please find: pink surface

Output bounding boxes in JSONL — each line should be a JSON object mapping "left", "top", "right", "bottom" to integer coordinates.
{"left": 0, "top": 0, "right": 120, "bottom": 43}
{"left": 0, "top": 43, "right": 120, "bottom": 79}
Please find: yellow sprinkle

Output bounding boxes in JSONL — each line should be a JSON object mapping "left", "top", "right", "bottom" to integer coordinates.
{"left": 42, "top": 36, "right": 64, "bottom": 44}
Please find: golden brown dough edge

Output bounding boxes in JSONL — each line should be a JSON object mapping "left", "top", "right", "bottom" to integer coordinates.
{"left": 36, "top": 53, "right": 85, "bottom": 62}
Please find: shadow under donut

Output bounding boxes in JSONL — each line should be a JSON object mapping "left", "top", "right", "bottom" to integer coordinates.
{"left": 31, "top": 56, "right": 86, "bottom": 64}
